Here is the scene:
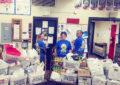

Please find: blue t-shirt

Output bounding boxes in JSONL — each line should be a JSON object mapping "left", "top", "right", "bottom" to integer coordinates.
{"left": 74, "top": 37, "right": 85, "bottom": 54}
{"left": 56, "top": 40, "right": 72, "bottom": 58}
{"left": 38, "top": 40, "right": 45, "bottom": 62}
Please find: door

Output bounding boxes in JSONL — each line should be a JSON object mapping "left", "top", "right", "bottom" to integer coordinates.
{"left": 108, "top": 25, "right": 117, "bottom": 60}
{"left": 88, "top": 22, "right": 95, "bottom": 54}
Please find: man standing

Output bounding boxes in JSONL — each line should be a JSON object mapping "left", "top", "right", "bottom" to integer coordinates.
{"left": 73, "top": 30, "right": 85, "bottom": 57}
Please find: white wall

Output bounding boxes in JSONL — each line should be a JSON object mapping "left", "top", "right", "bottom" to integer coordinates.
{"left": 0, "top": 0, "right": 116, "bottom": 49}
{"left": 94, "top": 21, "right": 119, "bottom": 55}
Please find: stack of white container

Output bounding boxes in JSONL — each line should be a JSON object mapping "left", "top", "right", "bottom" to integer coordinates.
{"left": 50, "top": 53, "right": 80, "bottom": 84}
{"left": 0, "top": 49, "right": 45, "bottom": 85}
{"left": 20, "top": 49, "right": 45, "bottom": 85}
{"left": 0, "top": 59, "right": 9, "bottom": 85}
{"left": 107, "top": 64, "right": 120, "bottom": 85}
{"left": 87, "top": 58, "right": 120, "bottom": 85}
{"left": 87, "top": 58, "right": 106, "bottom": 85}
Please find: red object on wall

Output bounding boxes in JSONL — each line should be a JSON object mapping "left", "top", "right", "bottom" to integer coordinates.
{"left": 0, "top": 0, "right": 6, "bottom": 3}
{"left": 67, "top": 18, "right": 79, "bottom": 24}
{"left": 6, "top": 0, "right": 13, "bottom": 3}
{"left": 108, "top": 25, "right": 117, "bottom": 60}
{"left": 0, "top": 0, "right": 12, "bottom": 3}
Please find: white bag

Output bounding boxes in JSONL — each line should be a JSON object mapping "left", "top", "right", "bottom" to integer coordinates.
{"left": 107, "top": 80, "right": 120, "bottom": 85}
{"left": 108, "top": 64, "right": 120, "bottom": 81}
{"left": 50, "top": 72, "right": 61, "bottom": 81}
{"left": 87, "top": 58, "right": 104, "bottom": 76}
{"left": 92, "top": 76, "right": 106, "bottom": 85}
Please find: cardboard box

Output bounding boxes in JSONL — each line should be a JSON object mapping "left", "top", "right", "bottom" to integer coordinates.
{"left": 80, "top": 61, "right": 87, "bottom": 67}
{"left": 78, "top": 68, "right": 91, "bottom": 77}
{"left": 78, "top": 77, "right": 91, "bottom": 85}
{"left": 61, "top": 73, "right": 77, "bottom": 84}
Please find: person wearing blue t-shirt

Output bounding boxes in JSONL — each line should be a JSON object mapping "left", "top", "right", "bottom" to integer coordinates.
{"left": 73, "top": 30, "right": 85, "bottom": 56}
{"left": 36, "top": 33, "right": 46, "bottom": 62}
{"left": 54, "top": 32, "right": 72, "bottom": 58}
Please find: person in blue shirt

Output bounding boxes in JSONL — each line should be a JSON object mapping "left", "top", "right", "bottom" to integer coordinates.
{"left": 73, "top": 30, "right": 85, "bottom": 56}
{"left": 54, "top": 32, "right": 72, "bottom": 58}
{"left": 36, "top": 33, "right": 46, "bottom": 62}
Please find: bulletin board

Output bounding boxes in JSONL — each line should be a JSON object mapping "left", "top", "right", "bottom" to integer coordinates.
{"left": 58, "top": 24, "right": 88, "bottom": 55}
{"left": 0, "top": 0, "right": 31, "bottom": 15}
{"left": 32, "top": 17, "right": 58, "bottom": 49}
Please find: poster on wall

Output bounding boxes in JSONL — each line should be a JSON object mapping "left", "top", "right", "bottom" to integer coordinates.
{"left": 15, "top": 0, "right": 31, "bottom": 15}
{"left": 0, "top": 0, "right": 14, "bottom": 14}
{"left": 0, "top": 0, "right": 13, "bottom": 3}
{"left": 74, "top": 0, "right": 82, "bottom": 8}
{"left": 91, "top": 0, "right": 98, "bottom": 10}
{"left": 58, "top": 24, "right": 88, "bottom": 56}
{"left": 98, "top": 0, "right": 106, "bottom": 10}
{"left": 58, "top": 24, "right": 88, "bottom": 42}
{"left": 113, "top": 0, "right": 120, "bottom": 11}
{"left": 106, "top": 0, "right": 113, "bottom": 10}
{"left": 83, "top": 0, "right": 90, "bottom": 9}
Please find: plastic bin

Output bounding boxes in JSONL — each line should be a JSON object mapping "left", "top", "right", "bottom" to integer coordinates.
{"left": 2, "top": 49, "right": 18, "bottom": 62}
{"left": 10, "top": 75, "right": 27, "bottom": 85}
{"left": 28, "top": 73, "right": 45, "bottom": 85}
{"left": 8, "top": 65, "right": 21, "bottom": 75}
{"left": 63, "top": 59, "right": 80, "bottom": 69}
{"left": 0, "top": 77, "right": 9, "bottom": 85}
{"left": 0, "top": 59, "right": 8, "bottom": 75}
{"left": 61, "top": 73, "right": 77, "bottom": 84}
{"left": 78, "top": 77, "right": 91, "bottom": 85}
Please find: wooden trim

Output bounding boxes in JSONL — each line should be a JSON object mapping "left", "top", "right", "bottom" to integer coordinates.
{"left": 12, "top": 19, "right": 22, "bottom": 42}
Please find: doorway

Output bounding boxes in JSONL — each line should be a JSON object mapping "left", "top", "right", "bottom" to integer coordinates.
{"left": 88, "top": 17, "right": 120, "bottom": 60}
{"left": 32, "top": 17, "right": 58, "bottom": 70}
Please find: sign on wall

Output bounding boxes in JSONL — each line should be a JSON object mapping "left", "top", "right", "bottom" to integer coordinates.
{"left": 0, "top": 0, "right": 31, "bottom": 15}
{"left": 99, "top": 0, "right": 106, "bottom": 10}
{"left": 106, "top": 0, "right": 113, "bottom": 10}
{"left": 83, "top": 0, "right": 90, "bottom": 9}
{"left": 0, "top": 0, "right": 14, "bottom": 14}
{"left": 91, "top": 0, "right": 98, "bottom": 10}
{"left": 0, "top": 0, "right": 13, "bottom": 3}
{"left": 15, "top": 0, "right": 31, "bottom": 15}
{"left": 114, "top": 0, "right": 120, "bottom": 11}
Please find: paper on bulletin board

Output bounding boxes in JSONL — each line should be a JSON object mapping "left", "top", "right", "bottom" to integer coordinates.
{"left": 49, "top": 27, "right": 54, "bottom": 34}
{"left": 42, "top": 21, "right": 48, "bottom": 28}
{"left": 13, "top": 24, "right": 20, "bottom": 39}
{"left": 36, "top": 27, "right": 41, "bottom": 35}
{"left": 48, "top": 36, "right": 53, "bottom": 44}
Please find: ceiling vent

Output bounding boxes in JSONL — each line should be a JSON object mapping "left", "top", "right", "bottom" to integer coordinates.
{"left": 32, "top": 0, "right": 55, "bottom": 7}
